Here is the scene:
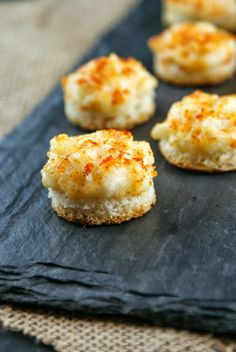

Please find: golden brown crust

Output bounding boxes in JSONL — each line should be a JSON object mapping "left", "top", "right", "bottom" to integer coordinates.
{"left": 42, "top": 130, "right": 157, "bottom": 200}
{"left": 148, "top": 22, "right": 236, "bottom": 86}
{"left": 163, "top": 0, "right": 236, "bottom": 30}
{"left": 62, "top": 54, "right": 158, "bottom": 131}
{"left": 62, "top": 53, "right": 158, "bottom": 112}
{"left": 159, "top": 142, "right": 236, "bottom": 173}
{"left": 63, "top": 55, "right": 146, "bottom": 105}
{"left": 148, "top": 23, "right": 235, "bottom": 56}
{"left": 51, "top": 194, "right": 156, "bottom": 225}
{"left": 152, "top": 91, "right": 236, "bottom": 172}
{"left": 152, "top": 90, "right": 236, "bottom": 147}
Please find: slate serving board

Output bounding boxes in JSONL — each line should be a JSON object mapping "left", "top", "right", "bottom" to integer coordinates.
{"left": 0, "top": 0, "right": 236, "bottom": 334}
{"left": 0, "top": 329, "right": 53, "bottom": 352}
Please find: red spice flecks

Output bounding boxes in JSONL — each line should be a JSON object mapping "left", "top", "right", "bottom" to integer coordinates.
{"left": 195, "top": 112, "right": 204, "bottom": 120}
{"left": 230, "top": 139, "right": 236, "bottom": 148}
{"left": 118, "top": 152, "right": 124, "bottom": 159}
{"left": 84, "top": 139, "right": 99, "bottom": 147}
{"left": 100, "top": 155, "right": 113, "bottom": 165}
{"left": 77, "top": 78, "right": 87, "bottom": 85}
{"left": 122, "top": 67, "right": 134, "bottom": 76}
{"left": 96, "top": 58, "right": 109, "bottom": 71}
{"left": 91, "top": 74, "right": 103, "bottom": 86}
{"left": 84, "top": 162, "right": 94, "bottom": 175}
{"left": 111, "top": 89, "right": 125, "bottom": 105}
{"left": 122, "top": 130, "right": 132, "bottom": 137}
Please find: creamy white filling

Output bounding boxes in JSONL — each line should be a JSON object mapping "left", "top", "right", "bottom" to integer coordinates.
{"left": 154, "top": 53, "right": 236, "bottom": 81}
{"left": 65, "top": 91, "right": 156, "bottom": 129}
{"left": 49, "top": 186, "right": 156, "bottom": 217}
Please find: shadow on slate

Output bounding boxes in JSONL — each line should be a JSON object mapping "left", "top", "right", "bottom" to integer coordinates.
{"left": 0, "top": 0, "right": 236, "bottom": 334}
{"left": 0, "top": 328, "right": 53, "bottom": 352}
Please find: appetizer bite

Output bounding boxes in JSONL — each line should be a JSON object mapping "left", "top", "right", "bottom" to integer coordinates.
{"left": 148, "top": 22, "right": 236, "bottom": 86}
{"left": 162, "top": 0, "right": 236, "bottom": 32}
{"left": 62, "top": 54, "right": 158, "bottom": 130}
{"left": 41, "top": 130, "right": 157, "bottom": 225}
{"left": 151, "top": 90, "right": 236, "bottom": 172}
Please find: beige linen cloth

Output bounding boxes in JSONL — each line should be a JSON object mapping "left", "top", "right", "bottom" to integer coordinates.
{"left": 0, "top": 1, "right": 235, "bottom": 351}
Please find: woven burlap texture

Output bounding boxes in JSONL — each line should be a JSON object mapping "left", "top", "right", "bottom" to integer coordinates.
{"left": 0, "top": 1, "right": 236, "bottom": 351}
{"left": 0, "top": 0, "right": 136, "bottom": 136}
{"left": 1, "top": 305, "right": 236, "bottom": 352}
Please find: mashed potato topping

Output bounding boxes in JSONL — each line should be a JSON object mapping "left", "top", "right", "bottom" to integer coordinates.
{"left": 62, "top": 53, "right": 157, "bottom": 117}
{"left": 165, "top": 0, "right": 235, "bottom": 15}
{"left": 151, "top": 91, "right": 236, "bottom": 156}
{"left": 148, "top": 22, "right": 236, "bottom": 72}
{"left": 42, "top": 130, "right": 157, "bottom": 200}
{"left": 163, "top": 0, "right": 236, "bottom": 30}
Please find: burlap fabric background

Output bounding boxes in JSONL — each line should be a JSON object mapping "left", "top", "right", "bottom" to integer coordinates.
{"left": 0, "top": 1, "right": 236, "bottom": 351}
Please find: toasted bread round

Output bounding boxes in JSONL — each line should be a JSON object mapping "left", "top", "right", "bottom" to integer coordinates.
{"left": 148, "top": 22, "right": 236, "bottom": 86}
{"left": 48, "top": 187, "right": 156, "bottom": 225}
{"left": 62, "top": 53, "right": 158, "bottom": 130}
{"left": 162, "top": 0, "right": 236, "bottom": 31}
{"left": 41, "top": 130, "right": 157, "bottom": 224}
{"left": 158, "top": 140, "right": 236, "bottom": 172}
{"left": 151, "top": 90, "right": 236, "bottom": 172}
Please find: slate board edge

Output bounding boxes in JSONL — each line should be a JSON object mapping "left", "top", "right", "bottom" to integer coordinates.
{"left": 1, "top": 262, "right": 236, "bottom": 334}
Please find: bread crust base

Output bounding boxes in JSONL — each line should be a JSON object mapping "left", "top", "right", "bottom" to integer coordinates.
{"left": 154, "top": 62, "right": 235, "bottom": 86}
{"left": 156, "top": 70, "right": 234, "bottom": 87}
{"left": 49, "top": 187, "right": 156, "bottom": 225}
{"left": 65, "top": 101, "right": 156, "bottom": 131}
{"left": 159, "top": 141, "right": 236, "bottom": 173}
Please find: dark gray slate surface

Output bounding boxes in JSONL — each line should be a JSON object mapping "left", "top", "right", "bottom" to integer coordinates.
{"left": 0, "top": 0, "right": 236, "bottom": 334}
{"left": 0, "top": 327, "right": 53, "bottom": 352}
